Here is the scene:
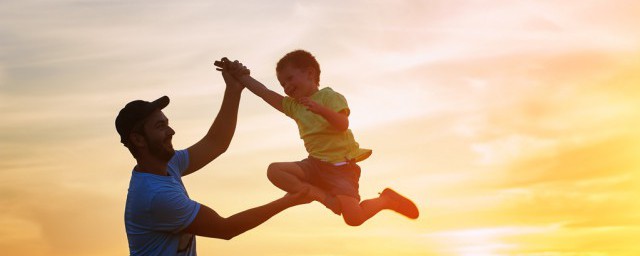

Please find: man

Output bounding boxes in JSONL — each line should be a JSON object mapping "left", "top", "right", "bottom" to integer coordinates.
{"left": 115, "top": 62, "right": 311, "bottom": 255}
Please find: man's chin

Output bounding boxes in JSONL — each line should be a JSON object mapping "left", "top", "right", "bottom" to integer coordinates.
{"left": 165, "top": 149, "right": 176, "bottom": 161}
{"left": 165, "top": 143, "right": 175, "bottom": 156}
{"left": 155, "top": 148, "right": 175, "bottom": 162}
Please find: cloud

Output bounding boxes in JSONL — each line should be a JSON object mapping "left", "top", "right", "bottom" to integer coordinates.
{"left": 497, "top": 134, "right": 640, "bottom": 187}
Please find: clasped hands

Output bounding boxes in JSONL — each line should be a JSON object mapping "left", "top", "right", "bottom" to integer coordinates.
{"left": 214, "top": 57, "right": 250, "bottom": 77}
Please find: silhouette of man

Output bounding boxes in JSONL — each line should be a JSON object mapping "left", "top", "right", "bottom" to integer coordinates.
{"left": 115, "top": 64, "right": 311, "bottom": 255}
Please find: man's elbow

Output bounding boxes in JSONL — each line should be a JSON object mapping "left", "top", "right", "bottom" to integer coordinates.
{"left": 211, "top": 145, "right": 229, "bottom": 156}
{"left": 218, "top": 146, "right": 229, "bottom": 155}
{"left": 219, "top": 233, "right": 236, "bottom": 241}
{"left": 218, "top": 228, "right": 242, "bottom": 240}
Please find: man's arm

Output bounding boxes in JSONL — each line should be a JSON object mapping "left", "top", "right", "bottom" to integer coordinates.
{"left": 184, "top": 69, "right": 243, "bottom": 176}
{"left": 183, "top": 189, "right": 312, "bottom": 240}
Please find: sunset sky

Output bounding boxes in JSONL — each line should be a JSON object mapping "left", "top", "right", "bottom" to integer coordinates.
{"left": 1, "top": 1, "right": 639, "bottom": 255}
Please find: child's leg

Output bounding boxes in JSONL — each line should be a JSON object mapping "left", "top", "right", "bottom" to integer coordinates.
{"left": 267, "top": 162, "right": 323, "bottom": 200}
{"left": 337, "top": 188, "right": 419, "bottom": 226}
{"left": 267, "top": 162, "right": 341, "bottom": 214}
{"left": 337, "top": 195, "right": 388, "bottom": 226}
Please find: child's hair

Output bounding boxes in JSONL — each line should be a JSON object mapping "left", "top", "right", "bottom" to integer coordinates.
{"left": 276, "top": 49, "right": 321, "bottom": 83}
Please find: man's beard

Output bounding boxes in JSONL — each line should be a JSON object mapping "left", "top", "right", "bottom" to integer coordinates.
{"left": 146, "top": 135, "right": 175, "bottom": 162}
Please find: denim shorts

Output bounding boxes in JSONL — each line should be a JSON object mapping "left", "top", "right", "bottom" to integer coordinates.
{"left": 295, "top": 157, "right": 361, "bottom": 201}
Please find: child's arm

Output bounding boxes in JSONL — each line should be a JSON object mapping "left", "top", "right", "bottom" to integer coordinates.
{"left": 298, "top": 97, "right": 349, "bottom": 131}
{"left": 217, "top": 59, "right": 285, "bottom": 113}
{"left": 237, "top": 75, "right": 285, "bottom": 113}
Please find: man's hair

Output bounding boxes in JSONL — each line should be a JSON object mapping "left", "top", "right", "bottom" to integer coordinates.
{"left": 125, "top": 120, "right": 147, "bottom": 159}
{"left": 276, "top": 49, "right": 321, "bottom": 84}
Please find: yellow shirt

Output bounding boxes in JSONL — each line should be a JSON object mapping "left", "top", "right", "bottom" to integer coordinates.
{"left": 282, "top": 87, "right": 372, "bottom": 164}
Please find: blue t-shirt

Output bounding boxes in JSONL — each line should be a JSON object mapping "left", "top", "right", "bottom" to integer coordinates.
{"left": 125, "top": 149, "right": 201, "bottom": 256}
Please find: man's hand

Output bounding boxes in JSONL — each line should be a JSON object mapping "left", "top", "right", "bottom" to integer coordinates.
{"left": 221, "top": 70, "right": 244, "bottom": 91}
{"left": 215, "top": 58, "right": 250, "bottom": 78}
{"left": 215, "top": 58, "right": 244, "bottom": 91}
{"left": 283, "top": 187, "right": 313, "bottom": 206}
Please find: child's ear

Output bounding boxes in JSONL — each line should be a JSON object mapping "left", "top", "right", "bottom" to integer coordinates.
{"left": 306, "top": 67, "right": 318, "bottom": 83}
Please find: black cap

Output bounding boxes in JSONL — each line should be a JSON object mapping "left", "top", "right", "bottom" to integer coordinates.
{"left": 115, "top": 96, "right": 170, "bottom": 145}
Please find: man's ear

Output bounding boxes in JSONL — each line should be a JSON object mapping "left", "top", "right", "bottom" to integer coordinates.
{"left": 129, "top": 133, "right": 147, "bottom": 148}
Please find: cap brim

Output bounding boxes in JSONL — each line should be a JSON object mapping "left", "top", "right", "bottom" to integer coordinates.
{"left": 150, "top": 96, "right": 170, "bottom": 110}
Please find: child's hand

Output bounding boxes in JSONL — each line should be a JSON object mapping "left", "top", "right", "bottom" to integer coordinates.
{"left": 215, "top": 58, "right": 250, "bottom": 77}
{"left": 298, "top": 97, "right": 324, "bottom": 114}
{"left": 228, "top": 60, "right": 250, "bottom": 78}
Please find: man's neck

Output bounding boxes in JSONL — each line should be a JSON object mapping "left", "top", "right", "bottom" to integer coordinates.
{"left": 135, "top": 158, "right": 169, "bottom": 176}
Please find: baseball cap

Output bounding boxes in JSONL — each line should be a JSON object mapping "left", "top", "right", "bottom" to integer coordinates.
{"left": 115, "top": 96, "right": 170, "bottom": 145}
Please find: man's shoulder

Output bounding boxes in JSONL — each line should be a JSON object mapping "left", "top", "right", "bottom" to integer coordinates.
{"left": 167, "top": 149, "right": 190, "bottom": 176}
{"left": 169, "top": 149, "right": 189, "bottom": 164}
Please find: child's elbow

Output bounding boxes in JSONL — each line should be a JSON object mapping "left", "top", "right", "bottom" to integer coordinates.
{"left": 336, "top": 123, "right": 349, "bottom": 132}
{"left": 330, "top": 116, "right": 349, "bottom": 131}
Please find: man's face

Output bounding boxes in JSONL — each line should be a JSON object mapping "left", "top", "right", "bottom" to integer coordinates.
{"left": 142, "top": 110, "right": 175, "bottom": 161}
{"left": 277, "top": 65, "right": 318, "bottom": 99}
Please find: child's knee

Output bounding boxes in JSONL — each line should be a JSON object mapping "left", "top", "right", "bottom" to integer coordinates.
{"left": 337, "top": 197, "right": 365, "bottom": 226}
{"left": 342, "top": 213, "right": 364, "bottom": 227}
{"left": 267, "top": 163, "right": 294, "bottom": 185}
{"left": 267, "top": 163, "right": 282, "bottom": 178}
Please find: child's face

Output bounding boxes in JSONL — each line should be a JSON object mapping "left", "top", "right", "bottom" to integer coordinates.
{"left": 276, "top": 64, "right": 318, "bottom": 99}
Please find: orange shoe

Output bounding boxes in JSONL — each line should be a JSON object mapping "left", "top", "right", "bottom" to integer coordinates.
{"left": 380, "top": 188, "right": 419, "bottom": 219}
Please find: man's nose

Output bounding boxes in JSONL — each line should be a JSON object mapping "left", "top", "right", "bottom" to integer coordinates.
{"left": 168, "top": 126, "right": 176, "bottom": 136}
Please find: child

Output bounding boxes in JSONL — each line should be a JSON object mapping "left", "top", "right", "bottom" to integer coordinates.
{"left": 217, "top": 50, "right": 419, "bottom": 226}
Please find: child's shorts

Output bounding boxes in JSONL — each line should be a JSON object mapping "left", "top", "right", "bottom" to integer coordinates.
{"left": 295, "top": 156, "right": 361, "bottom": 201}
